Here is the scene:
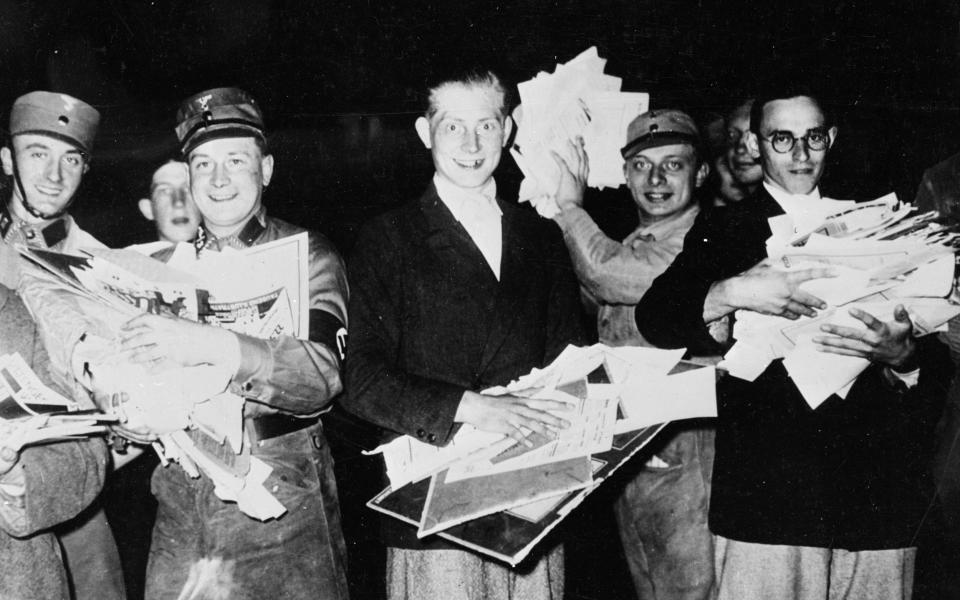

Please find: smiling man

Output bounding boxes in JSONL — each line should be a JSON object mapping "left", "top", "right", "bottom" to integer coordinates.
{"left": 344, "top": 68, "right": 583, "bottom": 600}
{"left": 117, "top": 87, "right": 349, "bottom": 599}
{"left": 636, "top": 89, "right": 949, "bottom": 599}
{"left": 552, "top": 110, "right": 717, "bottom": 600}
{"left": 0, "top": 90, "right": 127, "bottom": 600}
{"left": 137, "top": 160, "right": 201, "bottom": 244}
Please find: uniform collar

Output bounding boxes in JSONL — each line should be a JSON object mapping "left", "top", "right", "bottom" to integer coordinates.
{"left": 634, "top": 203, "right": 700, "bottom": 242}
{"left": 0, "top": 205, "right": 70, "bottom": 248}
{"left": 194, "top": 208, "right": 266, "bottom": 254}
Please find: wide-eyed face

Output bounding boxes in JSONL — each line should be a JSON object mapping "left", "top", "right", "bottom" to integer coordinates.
{"left": 749, "top": 96, "right": 837, "bottom": 195}
{"left": 1, "top": 134, "right": 88, "bottom": 221}
{"left": 415, "top": 82, "right": 513, "bottom": 191}
{"left": 623, "top": 143, "right": 708, "bottom": 223}
{"left": 725, "top": 103, "right": 762, "bottom": 186}
{"left": 187, "top": 137, "right": 273, "bottom": 236}
{"left": 140, "top": 162, "right": 201, "bottom": 243}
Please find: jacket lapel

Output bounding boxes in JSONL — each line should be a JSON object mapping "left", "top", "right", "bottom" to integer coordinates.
{"left": 477, "top": 202, "right": 530, "bottom": 373}
{"left": 418, "top": 184, "right": 500, "bottom": 291}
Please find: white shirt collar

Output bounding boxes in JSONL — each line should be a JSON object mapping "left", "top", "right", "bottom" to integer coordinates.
{"left": 763, "top": 181, "right": 822, "bottom": 215}
{"left": 433, "top": 174, "right": 501, "bottom": 226}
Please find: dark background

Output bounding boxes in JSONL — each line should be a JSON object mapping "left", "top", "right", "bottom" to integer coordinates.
{"left": 6, "top": 1, "right": 960, "bottom": 598}
{"left": 1, "top": 0, "right": 958, "bottom": 250}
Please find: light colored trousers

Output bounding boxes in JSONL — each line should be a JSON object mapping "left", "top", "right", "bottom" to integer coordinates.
{"left": 714, "top": 536, "right": 915, "bottom": 600}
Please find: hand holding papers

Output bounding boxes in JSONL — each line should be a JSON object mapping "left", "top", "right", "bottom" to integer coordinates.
{"left": 0, "top": 352, "right": 113, "bottom": 453}
{"left": 720, "top": 195, "right": 960, "bottom": 407}
{"left": 511, "top": 47, "right": 649, "bottom": 217}
{"left": 369, "top": 344, "right": 718, "bottom": 563}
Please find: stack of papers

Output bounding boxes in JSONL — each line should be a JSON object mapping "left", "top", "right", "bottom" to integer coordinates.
{"left": 510, "top": 47, "right": 649, "bottom": 218}
{"left": 0, "top": 352, "right": 114, "bottom": 450}
{"left": 368, "top": 344, "right": 717, "bottom": 544}
{"left": 723, "top": 195, "right": 960, "bottom": 407}
{"left": 19, "top": 233, "right": 312, "bottom": 521}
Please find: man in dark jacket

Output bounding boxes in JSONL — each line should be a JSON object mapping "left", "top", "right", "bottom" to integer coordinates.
{"left": 636, "top": 89, "right": 949, "bottom": 599}
{"left": 343, "top": 68, "right": 584, "bottom": 600}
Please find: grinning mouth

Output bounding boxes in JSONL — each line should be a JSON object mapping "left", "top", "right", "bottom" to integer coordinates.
{"left": 453, "top": 158, "right": 484, "bottom": 169}
{"left": 207, "top": 193, "right": 237, "bottom": 202}
{"left": 35, "top": 185, "right": 63, "bottom": 197}
{"left": 644, "top": 192, "right": 673, "bottom": 203}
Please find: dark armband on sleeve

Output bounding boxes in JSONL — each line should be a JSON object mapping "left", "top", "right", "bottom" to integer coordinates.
{"left": 310, "top": 309, "right": 347, "bottom": 361}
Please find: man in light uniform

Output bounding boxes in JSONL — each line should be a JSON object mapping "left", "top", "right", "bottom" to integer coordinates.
{"left": 119, "top": 87, "right": 349, "bottom": 600}
{"left": 553, "top": 110, "right": 717, "bottom": 600}
{"left": 0, "top": 90, "right": 126, "bottom": 600}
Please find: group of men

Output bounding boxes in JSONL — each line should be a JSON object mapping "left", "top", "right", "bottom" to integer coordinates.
{"left": 0, "top": 66, "right": 951, "bottom": 600}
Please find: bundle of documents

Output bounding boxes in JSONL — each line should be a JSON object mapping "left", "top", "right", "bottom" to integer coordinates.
{"left": 367, "top": 344, "right": 717, "bottom": 562}
{"left": 0, "top": 352, "right": 114, "bottom": 450}
{"left": 510, "top": 47, "right": 649, "bottom": 218}
{"left": 722, "top": 195, "right": 960, "bottom": 408}
{"left": 19, "top": 233, "right": 312, "bottom": 520}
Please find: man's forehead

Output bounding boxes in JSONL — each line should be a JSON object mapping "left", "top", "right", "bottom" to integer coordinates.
{"left": 13, "top": 133, "right": 83, "bottom": 154}
{"left": 430, "top": 83, "right": 503, "bottom": 121}
{"left": 153, "top": 162, "right": 188, "bottom": 183}
{"left": 633, "top": 142, "right": 697, "bottom": 160}
{"left": 761, "top": 96, "right": 825, "bottom": 132}
{"left": 188, "top": 136, "right": 259, "bottom": 159}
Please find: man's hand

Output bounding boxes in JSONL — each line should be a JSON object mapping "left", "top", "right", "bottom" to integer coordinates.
{"left": 814, "top": 304, "right": 917, "bottom": 370}
{"left": 0, "top": 447, "right": 19, "bottom": 478}
{"left": 119, "top": 313, "right": 240, "bottom": 371}
{"left": 455, "top": 391, "right": 574, "bottom": 446}
{"left": 704, "top": 259, "right": 834, "bottom": 321}
{"left": 551, "top": 136, "right": 589, "bottom": 212}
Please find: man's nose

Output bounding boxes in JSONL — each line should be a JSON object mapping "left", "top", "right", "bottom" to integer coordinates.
{"left": 45, "top": 158, "right": 62, "bottom": 183}
{"left": 211, "top": 164, "right": 229, "bottom": 186}
{"left": 462, "top": 129, "right": 480, "bottom": 153}
{"left": 171, "top": 188, "right": 187, "bottom": 207}
{"left": 647, "top": 165, "right": 666, "bottom": 185}
{"left": 792, "top": 138, "right": 810, "bottom": 161}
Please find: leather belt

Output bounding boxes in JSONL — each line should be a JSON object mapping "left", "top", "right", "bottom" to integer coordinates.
{"left": 246, "top": 413, "right": 318, "bottom": 445}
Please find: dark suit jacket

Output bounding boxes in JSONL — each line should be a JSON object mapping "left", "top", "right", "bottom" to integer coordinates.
{"left": 637, "top": 187, "right": 951, "bottom": 550}
{"left": 343, "top": 182, "right": 584, "bottom": 548}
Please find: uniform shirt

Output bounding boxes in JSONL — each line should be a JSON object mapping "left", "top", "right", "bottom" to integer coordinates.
{"left": 183, "top": 208, "right": 349, "bottom": 417}
{"left": 555, "top": 203, "right": 699, "bottom": 346}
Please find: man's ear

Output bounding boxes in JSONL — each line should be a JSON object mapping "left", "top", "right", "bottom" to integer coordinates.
{"left": 138, "top": 198, "right": 155, "bottom": 221}
{"left": 694, "top": 161, "right": 711, "bottom": 188}
{"left": 0, "top": 148, "right": 13, "bottom": 177}
{"left": 501, "top": 116, "right": 514, "bottom": 148}
{"left": 415, "top": 116, "right": 432, "bottom": 149}
{"left": 827, "top": 126, "right": 839, "bottom": 150}
{"left": 260, "top": 154, "right": 275, "bottom": 187}
{"left": 744, "top": 131, "right": 761, "bottom": 160}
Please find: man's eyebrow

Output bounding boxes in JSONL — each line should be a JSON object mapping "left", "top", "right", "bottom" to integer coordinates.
{"left": 21, "top": 142, "right": 50, "bottom": 151}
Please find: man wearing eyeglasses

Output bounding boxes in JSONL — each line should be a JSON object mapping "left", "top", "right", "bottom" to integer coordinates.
{"left": 636, "top": 88, "right": 948, "bottom": 599}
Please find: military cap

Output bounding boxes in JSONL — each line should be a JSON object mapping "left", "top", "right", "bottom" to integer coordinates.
{"left": 620, "top": 109, "right": 700, "bottom": 159}
{"left": 9, "top": 91, "right": 100, "bottom": 155}
{"left": 175, "top": 87, "right": 265, "bottom": 156}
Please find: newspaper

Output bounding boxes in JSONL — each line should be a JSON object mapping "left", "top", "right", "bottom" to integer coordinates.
{"left": 19, "top": 235, "right": 312, "bottom": 520}
{"left": 0, "top": 352, "right": 113, "bottom": 450}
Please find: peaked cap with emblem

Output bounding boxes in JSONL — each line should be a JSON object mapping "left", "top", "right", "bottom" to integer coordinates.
{"left": 10, "top": 91, "right": 101, "bottom": 155}
{"left": 175, "top": 87, "right": 265, "bottom": 156}
{"left": 620, "top": 109, "right": 700, "bottom": 159}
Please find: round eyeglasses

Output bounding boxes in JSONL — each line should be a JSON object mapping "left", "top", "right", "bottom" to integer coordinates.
{"left": 760, "top": 129, "right": 831, "bottom": 154}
